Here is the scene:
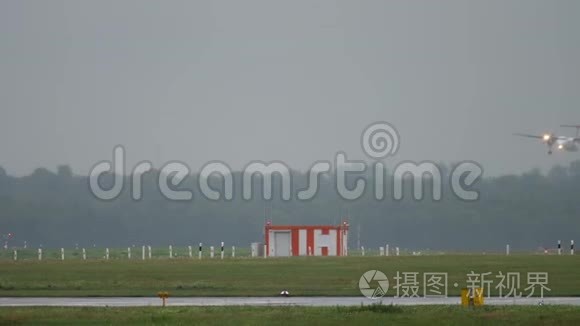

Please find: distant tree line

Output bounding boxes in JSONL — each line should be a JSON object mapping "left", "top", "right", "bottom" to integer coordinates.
{"left": 0, "top": 161, "right": 579, "bottom": 251}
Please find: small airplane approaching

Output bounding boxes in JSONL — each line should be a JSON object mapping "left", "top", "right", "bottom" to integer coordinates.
{"left": 514, "top": 125, "right": 580, "bottom": 155}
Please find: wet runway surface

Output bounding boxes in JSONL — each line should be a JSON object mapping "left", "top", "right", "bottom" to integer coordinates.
{"left": 1, "top": 296, "right": 579, "bottom": 307}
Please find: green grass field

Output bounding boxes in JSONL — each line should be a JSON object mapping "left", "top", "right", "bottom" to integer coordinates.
{"left": 1, "top": 305, "right": 580, "bottom": 325}
{"left": 0, "top": 255, "right": 579, "bottom": 297}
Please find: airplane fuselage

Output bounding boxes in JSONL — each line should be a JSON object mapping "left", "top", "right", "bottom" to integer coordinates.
{"left": 557, "top": 138, "right": 579, "bottom": 152}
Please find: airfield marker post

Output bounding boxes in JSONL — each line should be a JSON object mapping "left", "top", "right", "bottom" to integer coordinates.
{"left": 169, "top": 245, "right": 173, "bottom": 258}
{"left": 232, "top": 246, "right": 235, "bottom": 258}
{"left": 210, "top": 246, "right": 214, "bottom": 258}
{"left": 188, "top": 245, "right": 192, "bottom": 258}
{"left": 361, "top": 246, "right": 365, "bottom": 256}
{"left": 558, "top": 240, "right": 562, "bottom": 255}
{"left": 220, "top": 242, "right": 224, "bottom": 259}
{"left": 379, "top": 247, "right": 384, "bottom": 256}
{"left": 38, "top": 248, "right": 42, "bottom": 261}
{"left": 82, "top": 248, "right": 86, "bottom": 260}
{"left": 61, "top": 248, "right": 64, "bottom": 260}
{"left": 198, "top": 243, "right": 202, "bottom": 260}
{"left": 128, "top": 247, "right": 131, "bottom": 259}
{"left": 148, "top": 245, "right": 151, "bottom": 259}
{"left": 142, "top": 246, "right": 145, "bottom": 260}
{"left": 264, "top": 244, "right": 267, "bottom": 258}
{"left": 396, "top": 247, "right": 400, "bottom": 256}
{"left": 572, "top": 240, "right": 575, "bottom": 255}
{"left": 105, "top": 248, "right": 109, "bottom": 260}
{"left": 13, "top": 250, "right": 17, "bottom": 261}
{"left": 506, "top": 244, "right": 510, "bottom": 255}
{"left": 386, "top": 244, "right": 389, "bottom": 257}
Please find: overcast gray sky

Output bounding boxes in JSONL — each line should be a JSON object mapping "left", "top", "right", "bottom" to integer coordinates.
{"left": 1, "top": 0, "right": 579, "bottom": 176}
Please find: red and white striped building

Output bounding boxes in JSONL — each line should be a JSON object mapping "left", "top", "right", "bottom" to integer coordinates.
{"left": 264, "top": 222, "right": 349, "bottom": 257}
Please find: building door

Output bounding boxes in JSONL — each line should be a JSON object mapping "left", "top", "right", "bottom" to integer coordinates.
{"left": 274, "top": 231, "right": 291, "bottom": 257}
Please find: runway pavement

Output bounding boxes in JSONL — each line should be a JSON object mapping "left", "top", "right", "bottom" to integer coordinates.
{"left": 1, "top": 296, "right": 580, "bottom": 307}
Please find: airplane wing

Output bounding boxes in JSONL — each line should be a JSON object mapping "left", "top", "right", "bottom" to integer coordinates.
{"left": 513, "top": 133, "right": 544, "bottom": 139}
{"left": 561, "top": 125, "right": 580, "bottom": 137}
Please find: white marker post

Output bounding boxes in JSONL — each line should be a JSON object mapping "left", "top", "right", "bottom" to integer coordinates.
{"left": 264, "top": 244, "right": 267, "bottom": 258}
{"left": 198, "top": 243, "right": 203, "bottom": 260}
{"left": 361, "top": 246, "right": 365, "bottom": 256}
{"left": 38, "top": 248, "right": 42, "bottom": 261}
{"left": 379, "top": 247, "right": 384, "bottom": 256}
{"left": 61, "top": 248, "right": 65, "bottom": 260}
{"left": 128, "top": 247, "right": 131, "bottom": 259}
{"left": 210, "top": 246, "right": 215, "bottom": 258}
{"left": 220, "top": 242, "right": 224, "bottom": 260}
{"left": 386, "top": 244, "right": 389, "bottom": 257}
{"left": 188, "top": 245, "right": 192, "bottom": 258}
{"left": 396, "top": 247, "right": 400, "bottom": 256}
{"left": 105, "top": 248, "right": 110, "bottom": 260}
{"left": 13, "top": 250, "right": 17, "bottom": 261}
{"left": 82, "top": 248, "right": 86, "bottom": 260}
{"left": 572, "top": 240, "right": 575, "bottom": 255}
{"left": 142, "top": 246, "right": 145, "bottom": 260}
{"left": 232, "top": 246, "right": 236, "bottom": 258}
{"left": 148, "top": 245, "right": 152, "bottom": 259}
{"left": 558, "top": 240, "right": 562, "bottom": 255}
{"left": 169, "top": 245, "right": 173, "bottom": 259}
{"left": 506, "top": 244, "right": 510, "bottom": 256}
